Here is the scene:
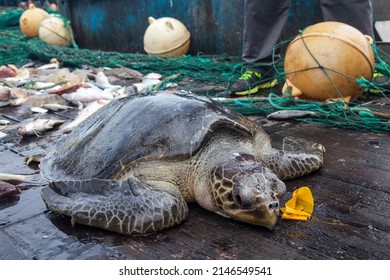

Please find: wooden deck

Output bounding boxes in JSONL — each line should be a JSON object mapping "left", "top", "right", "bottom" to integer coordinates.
{"left": 1, "top": 101, "right": 389, "bottom": 260}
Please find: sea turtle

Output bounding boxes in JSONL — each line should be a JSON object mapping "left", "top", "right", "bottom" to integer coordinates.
{"left": 40, "top": 91, "right": 325, "bottom": 235}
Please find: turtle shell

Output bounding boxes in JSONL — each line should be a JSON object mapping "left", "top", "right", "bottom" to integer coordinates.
{"left": 40, "top": 92, "right": 258, "bottom": 181}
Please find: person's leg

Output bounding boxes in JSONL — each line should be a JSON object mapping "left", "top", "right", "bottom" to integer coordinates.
{"left": 320, "top": 1, "right": 390, "bottom": 92}
{"left": 242, "top": 0, "right": 291, "bottom": 72}
{"left": 231, "top": 0, "right": 290, "bottom": 95}
{"left": 320, "top": 0, "right": 374, "bottom": 38}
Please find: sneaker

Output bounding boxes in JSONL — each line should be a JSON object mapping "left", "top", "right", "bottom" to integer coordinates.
{"left": 230, "top": 70, "right": 277, "bottom": 96}
{"left": 366, "top": 69, "right": 390, "bottom": 93}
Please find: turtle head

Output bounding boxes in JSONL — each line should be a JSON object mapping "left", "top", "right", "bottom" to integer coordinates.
{"left": 210, "top": 153, "right": 286, "bottom": 230}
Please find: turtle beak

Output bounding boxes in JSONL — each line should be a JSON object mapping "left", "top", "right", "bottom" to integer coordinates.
{"left": 253, "top": 203, "right": 279, "bottom": 230}
{"left": 259, "top": 208, "right": 279, "bottom": 230}
{"left": 231, "top": 201, "right": 280, "bottom": 230}
{"left": 258, "top": 200, "right": 280, "bottom": 230}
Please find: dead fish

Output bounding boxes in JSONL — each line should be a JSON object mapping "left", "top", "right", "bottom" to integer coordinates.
{"left": 18, "top": 118, "right": 66, "bottom": 137}
{"left": 165, "top": 82, "right": 178, "bottom": 89}
{"left": 91, "top": 81, "right": 123, "bottom": 92}
{"left": 21, "top": 62, "right": 35, "bottom": 68}
{"left": 95, "top": 71, "right": 111, "bottom": 86}
{"left": 10, "top": 97, "right": 29, "bottom": 106}
{"left": 0, "top": 173, "right": 34, "bottom": 184}
{"left": 103, "top": 67, "right": 143, "bottom": 80}
{"left": 23, "top": 94, "right": 68, "bottom": 107}
{"left": 144, "top": 72, "right": 162, "bottom": 80}
{"left": 0, "top": 180, "right": 21, "bottom": 200}
{"left": 36, "top": 59, "right": 60, "bottom": 70}
{"left": 43, "top": 68, "right": 72, "bottom": 83}
{"left": 0, "top": 65, "right": 17, "bottom": 78}
{"left": 30, "top": 107, "right": 48, "bottom": 114}
{"left": 10, "top": 87, "right": 29, "bottom": 99}
{"left": 103, "top": 86, "right": 126, "bottom": 99}
{"left": 24, "top": 81, "right": 61, "bottom": 91}
{"left": 133, "top": 79, "right": 162, "bottom": 93}
{"left": 0, "top": 85, "right": 11, "bottom": 102}
{"left": 47, "top": 83, "right": 83, "bottom": 95}
{"left": 62, "top": 87, "right": 113, "bottom": 103}
{"left": 93, "top": 72, "right": 125, "bottom": 92}
{"left": 16, "top": 79, "right": 31, "bottom": 87}
{"left": 43, "top": 69, "right": 86, "bottom": 87}
{"left": 0, "top": 119, "right": 10, "bottom": 125}
{"left": 0, "top": 131, "right": 7, "bottom": 139}
{"left": 0, "top": 101, "right": 10, "bottom": 107}
{"left": 267, "top": 110, "right": 319, "bottom": 120}
{"left": 132, "top": 82, "right": 151, "bottom": 93}
{"left": 59, "top": 99, "right": 109, "bottom": 132}
{"left": 14, "top": 68, "right": 30, "bottom": 80}
{"left": 42, "top": 103, "right": 73, "bottom": 111}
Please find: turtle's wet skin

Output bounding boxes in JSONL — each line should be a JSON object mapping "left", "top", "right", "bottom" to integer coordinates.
{"left": 40, "top": 91, "right": 325, "bottom": 235}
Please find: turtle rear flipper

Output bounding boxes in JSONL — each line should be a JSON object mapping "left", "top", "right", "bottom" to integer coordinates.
{"left": 41, "top": 177, "right": 188, "bottom": 235}
{"left": 263, "top": 137, "right": 325, "bottom": 180}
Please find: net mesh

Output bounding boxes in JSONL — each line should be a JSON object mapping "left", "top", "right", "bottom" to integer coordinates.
{"left": 1, "top": 7, "right": 389, "bottom": 133}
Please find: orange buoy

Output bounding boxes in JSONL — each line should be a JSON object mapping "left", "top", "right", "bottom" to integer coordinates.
{"left": 39, "top": 16, "right": 72, "bottom": 47}
{"left": 143, "top": 16, "right": 190, "bottom": 57}
{"left": 19, "top": 3, "right": 50, "bottom": 38}
{"left": 284, "top": 21, "right": 375, "bottom": 101}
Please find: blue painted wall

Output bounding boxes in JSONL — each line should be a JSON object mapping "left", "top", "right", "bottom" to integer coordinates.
{"left": 0, "top": 0, "right": 18, "bottom": 5}
{"left": 59, "top": 0, "right": 388, "bottom": 55}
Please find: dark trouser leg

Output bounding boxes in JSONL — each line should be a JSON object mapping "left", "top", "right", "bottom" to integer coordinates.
{"left": 242, "top": 0, "right": 290, "bottom": 75}
{"left": 320, "top": 0, "right": 374, "bottom": 38}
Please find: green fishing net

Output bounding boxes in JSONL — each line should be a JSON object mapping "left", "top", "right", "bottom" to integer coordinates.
{"left": 0, "top": 7, "right": 22, "bottom": 28}
{"left": 0, "top": 8, "right": 389, "bottom": 133}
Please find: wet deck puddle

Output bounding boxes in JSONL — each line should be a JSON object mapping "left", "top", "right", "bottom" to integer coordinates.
{"left": 1, "top": 186, "right": 127, "bottom": 259}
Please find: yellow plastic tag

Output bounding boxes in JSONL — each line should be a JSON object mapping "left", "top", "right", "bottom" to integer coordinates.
{"left": 280, "top": 186, "right": 314, "bottom": 221}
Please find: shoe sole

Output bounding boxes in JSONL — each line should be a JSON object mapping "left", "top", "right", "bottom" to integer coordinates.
{"left": 233, "top": 79, "right": 278, "bottom": 96}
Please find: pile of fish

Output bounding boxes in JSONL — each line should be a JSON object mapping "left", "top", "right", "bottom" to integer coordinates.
{"left": 0, "top": 59, "right": 170, "bottom": 139}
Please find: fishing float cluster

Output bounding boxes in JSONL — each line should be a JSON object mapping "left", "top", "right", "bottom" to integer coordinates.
{"left": 19, "top": 3, "right": 74, "bottom": 47}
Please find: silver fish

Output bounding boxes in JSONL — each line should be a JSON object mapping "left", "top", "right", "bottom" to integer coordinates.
{"left": 36, "top": 60, "right": 60, "bottom": 70}
{"left": 30, "top": 107, "right": 49, "bottom": 114}
{"left": 0, "top": 119, "right": 10, "bottom": 125}
{"left": 42, "top": 103, "right": 73, "bottom": 111}
{"left": 62, "top": 87, "right": 113, "bottom": 104}
{"left": 0, "top": 173, "right": 34, "bottom": 183}
{"left": 267, "top": 110, "right": 318, "bottom": 120}
{"left": 95, "top": 71, "right": 111, "bottom": 86}
{"left": 18, "top": 118, "right": 66, "bottom": 136}
{"left": 59, "top": 100, "right": 109, "bottom": 132}
{"left": 144, "top": 72, "right": 162, "bottom": 80}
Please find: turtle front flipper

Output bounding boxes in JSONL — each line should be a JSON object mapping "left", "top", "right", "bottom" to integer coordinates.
{"left": 41, "top": 177, "right": 188, "bottom": 235}
{"left": 262, "top": 137, "right": 325, "bottom": 180}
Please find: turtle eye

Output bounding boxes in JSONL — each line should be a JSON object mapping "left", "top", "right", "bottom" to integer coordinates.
{"left": 233, "top": 185, "right": 254, "bottom": 209}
